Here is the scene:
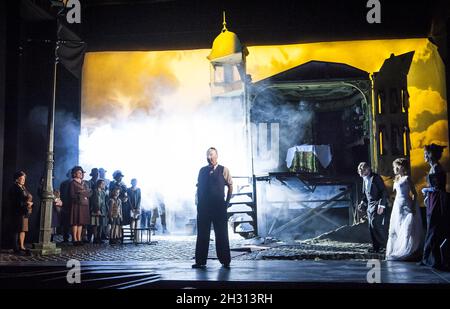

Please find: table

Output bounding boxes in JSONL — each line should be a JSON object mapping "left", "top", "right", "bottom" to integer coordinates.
{"left": 286, "top": 145, "right": 332, "bottom": 173}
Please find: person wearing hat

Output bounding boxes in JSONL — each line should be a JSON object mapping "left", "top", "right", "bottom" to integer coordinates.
{"left": 98, "top": 168, "right": 110, "bottom": 240}
{"left": 85, "top": 168, "right": 100, "bottom": 243}
{"left": 69, "top": 166, "right": 92, "bottom": 246}
{"left": 90, "top": 179, "right": 108, "bottom": 244}
{"left": 88, "top": 168, "right": 99, "bottom": 191}
{"left": 98, "top": 168, "right": 111, "bottom": 194}
{"left": 419, "top": 143, "right": 449, "bottom": 270}
{"left": 109, "top": 170, "right": 131, "bottom": 227}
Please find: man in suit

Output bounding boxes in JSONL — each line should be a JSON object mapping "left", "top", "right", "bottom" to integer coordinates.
{"left": 192, "top": 147, "right": 233, "bottom": 269}
{"left": 357, "top": 162, "right": 389, "bottom": 253}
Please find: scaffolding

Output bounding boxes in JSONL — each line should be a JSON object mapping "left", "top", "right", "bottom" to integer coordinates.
{"left": 254, "top": 173, "right": 359, "bottom": 238}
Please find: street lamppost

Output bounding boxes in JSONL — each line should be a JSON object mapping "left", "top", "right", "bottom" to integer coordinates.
{"left": 30, "top": 0, "right": 84, "bottom": 255}
{"left": 31, "top": 40, "right": 61, "bottom": 255}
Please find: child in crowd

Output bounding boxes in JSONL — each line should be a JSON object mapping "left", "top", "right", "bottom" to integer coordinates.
{"left": 108, "top": 187, "right": 122, "bottom": 245}
{"left": 91, "top": 179, "right": 108, "bottom": 244}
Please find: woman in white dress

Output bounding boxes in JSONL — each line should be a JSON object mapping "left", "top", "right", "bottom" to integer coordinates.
{"left": 386, "top": 158, "right": 424, "bottom": 261}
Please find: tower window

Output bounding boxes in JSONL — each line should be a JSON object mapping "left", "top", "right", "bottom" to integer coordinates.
{"left": 214, "top": 65, "right": 224, "bottom": 83}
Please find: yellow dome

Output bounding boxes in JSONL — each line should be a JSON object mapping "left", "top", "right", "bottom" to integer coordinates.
{"left": 208, "top": 29, "right": 247, "bottom": 62}
{"left": 207, "top": 12, "right": 248, "bottom": 62}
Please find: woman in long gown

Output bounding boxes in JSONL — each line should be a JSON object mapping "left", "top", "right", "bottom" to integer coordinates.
{"left": 386, "top": 158, "right": 424, "bottom": 261}
{"left": 420, "top": 144, "right": 449, "bottom": 270}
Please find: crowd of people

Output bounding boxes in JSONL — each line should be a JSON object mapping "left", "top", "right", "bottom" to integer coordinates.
{"left": 8, "top": 166, "right": 169, "bottom": 254}
{"left": 357, "top": 143, "right": 450, "bottom": 271}
{"left": 6, "top": 144, "right": 449, "bottom": 272}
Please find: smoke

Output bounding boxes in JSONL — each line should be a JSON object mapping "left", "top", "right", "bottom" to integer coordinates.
{"left": 28, "top": 106, "right": 81, "bottom": 187}
{"left": 251, "top": 87, "right": 314, "bottom": 173}
{"left": 79, "top": 98, "right": 251, "bottom": 236}
{"left": 256, "top": 178, "right": 350, "bottom": 241}
{"left": 80, "top": 51, "right": 257, "bottom": 235}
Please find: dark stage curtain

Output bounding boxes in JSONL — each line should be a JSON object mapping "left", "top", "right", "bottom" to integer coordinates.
{"left": 57, "top": 19, "right": 86, "bottom": 79}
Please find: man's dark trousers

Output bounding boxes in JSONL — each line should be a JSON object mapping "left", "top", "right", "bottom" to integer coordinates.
{"left": 195, "top": 205, "right": 231, "bottom": 266}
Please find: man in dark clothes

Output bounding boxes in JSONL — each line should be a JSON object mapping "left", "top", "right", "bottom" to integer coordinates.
{"left": 86, "top": 168, "right": 100, "bottom": 242}
{"left": 98, "top": 167, "right": 110, "bottom": 240}
{"left": 192, "top": 147, "right": 233, "bottom": 269}
{"left": 127, "top": 178, "right": 141, "bottom": 239}
{"left": 357, "top": 162, "right": 389, "bottom": 253}
{"left": 59, "top": 169, "right": 73, "bottom": 242}
{"left": 150, "top": 192, "right": 169, "bottom": 234}
{"left": 88, "top": 168, "right": 99, "bottom": 190}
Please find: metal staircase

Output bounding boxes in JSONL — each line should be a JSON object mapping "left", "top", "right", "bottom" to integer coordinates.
{"left": 227, "top": 176, "right": 257, "bottom": 238}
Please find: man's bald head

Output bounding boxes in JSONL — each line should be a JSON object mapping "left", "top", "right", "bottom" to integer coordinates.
{"left": 207, "top": 147, "right": 218, "bottom": 166}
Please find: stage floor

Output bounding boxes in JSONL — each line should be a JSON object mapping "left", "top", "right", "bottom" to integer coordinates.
{"left": 1, "top": 259, "right": 449, "bottom": 288}
{"left": 1, "top": 235, "right": 449, "bottom": 288}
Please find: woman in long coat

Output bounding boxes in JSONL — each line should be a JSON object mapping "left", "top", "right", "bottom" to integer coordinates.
{"left": 69, "top": 166, "right": 91, "bottom": 246}
{"left": 8, "top": 171, "right": 33, "bottom": 254}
